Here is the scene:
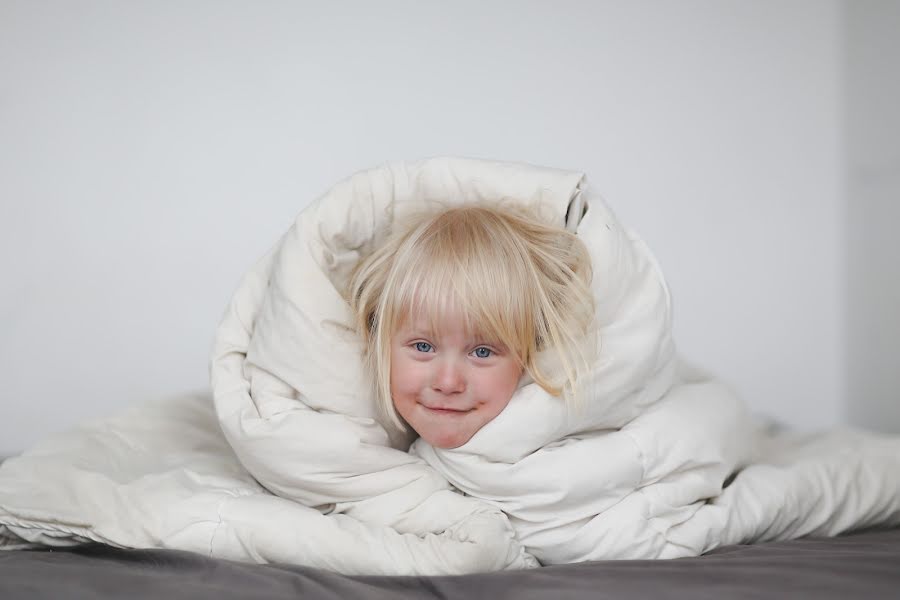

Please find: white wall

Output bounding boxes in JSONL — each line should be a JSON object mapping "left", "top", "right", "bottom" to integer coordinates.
{"left": 1, "top": 1, "right": 849, "bottom": 455}
{"left": 845, "top": 0, "right": 900, "bottom": 432}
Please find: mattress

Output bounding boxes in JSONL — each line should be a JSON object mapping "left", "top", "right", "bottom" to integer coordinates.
{"left": 2, "top": 527, "right": 898, "bottom": 599}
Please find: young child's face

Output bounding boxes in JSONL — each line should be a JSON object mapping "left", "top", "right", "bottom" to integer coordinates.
{"left": 390, "top": 310, "right": 523, "bottom": 449}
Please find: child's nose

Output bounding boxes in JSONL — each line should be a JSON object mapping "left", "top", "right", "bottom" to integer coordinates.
{"left": 432, "top": 360, "right": 466, "bottom": 394}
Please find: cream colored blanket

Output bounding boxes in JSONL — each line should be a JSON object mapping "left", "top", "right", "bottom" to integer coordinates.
{"left": 1, "top": 158, "right": 898, "bottom": 574}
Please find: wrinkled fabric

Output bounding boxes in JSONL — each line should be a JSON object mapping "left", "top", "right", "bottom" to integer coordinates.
{"left": 1, "top": 157, "right": 899, "bottom": 575}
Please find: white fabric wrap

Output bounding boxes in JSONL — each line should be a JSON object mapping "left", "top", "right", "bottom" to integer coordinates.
{"left": 1, "top": 157, "right": 899, "bottom": 575}
{"left": 209, "top": 157, "right": 585, "bottom": 570}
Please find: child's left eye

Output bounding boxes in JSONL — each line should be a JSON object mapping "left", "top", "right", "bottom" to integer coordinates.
{"left": 473, "top": 347, "right": 492, "bottom": 359}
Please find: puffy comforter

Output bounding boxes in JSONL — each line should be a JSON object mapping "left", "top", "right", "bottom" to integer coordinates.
{"left": 1, "top": 157, "right": 898, "bottom": 575}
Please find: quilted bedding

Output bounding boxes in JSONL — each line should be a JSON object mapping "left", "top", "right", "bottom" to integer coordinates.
{"left": 1, "top": 157, "right": 898, "bottom": 575}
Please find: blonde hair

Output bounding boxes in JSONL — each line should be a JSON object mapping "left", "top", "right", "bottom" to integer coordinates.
{"left": 347, "top": 203, "right": 595, "bottom": 430}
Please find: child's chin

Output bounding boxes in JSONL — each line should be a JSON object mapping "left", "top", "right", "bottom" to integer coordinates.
{"left": 421, "top": 429, "right": 473, "bottom": 450}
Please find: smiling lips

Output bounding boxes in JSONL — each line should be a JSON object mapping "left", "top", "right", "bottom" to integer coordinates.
{"left": 421, "top": 404, "right": 473, "bottom": 414}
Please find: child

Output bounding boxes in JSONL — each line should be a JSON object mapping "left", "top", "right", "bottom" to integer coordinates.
{"left": 347, "top": 203, "right": 596, "bottom": 449}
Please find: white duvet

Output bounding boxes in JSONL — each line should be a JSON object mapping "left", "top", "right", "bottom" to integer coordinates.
{"left": 1, "top": 157, "right": 898, "bottom": 575}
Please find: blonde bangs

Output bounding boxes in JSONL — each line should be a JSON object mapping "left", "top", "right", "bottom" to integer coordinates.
{"left": 386, "top": 208, "right": 534, "bottom": 366}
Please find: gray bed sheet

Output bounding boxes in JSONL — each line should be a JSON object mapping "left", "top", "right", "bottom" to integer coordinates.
{"left": 2, "top": 528, "right": 899, "bottom": 599}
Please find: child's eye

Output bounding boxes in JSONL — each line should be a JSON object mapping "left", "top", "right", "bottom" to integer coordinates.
{"left": 472, "top": 346, "right": 492, "bottom": 359}
{"left": 414, "top": 342, "right": 433, "bottom": 353}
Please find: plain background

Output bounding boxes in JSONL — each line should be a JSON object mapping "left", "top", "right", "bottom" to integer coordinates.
{"left": 0, "top": 1, "right": 897, "bottom": 456}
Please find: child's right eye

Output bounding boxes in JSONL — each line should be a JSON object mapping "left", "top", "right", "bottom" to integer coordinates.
{"left": 414, "top": 342, "right": 433, "bottom": 353}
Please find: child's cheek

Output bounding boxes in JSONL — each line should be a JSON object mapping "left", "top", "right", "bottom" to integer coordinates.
{"left": 390, "top": 353, "right": 424, "bottom": 400}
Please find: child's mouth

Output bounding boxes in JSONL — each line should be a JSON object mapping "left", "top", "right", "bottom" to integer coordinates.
{"left": 422, "top": 405, "right": 472, "bottom": 415}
